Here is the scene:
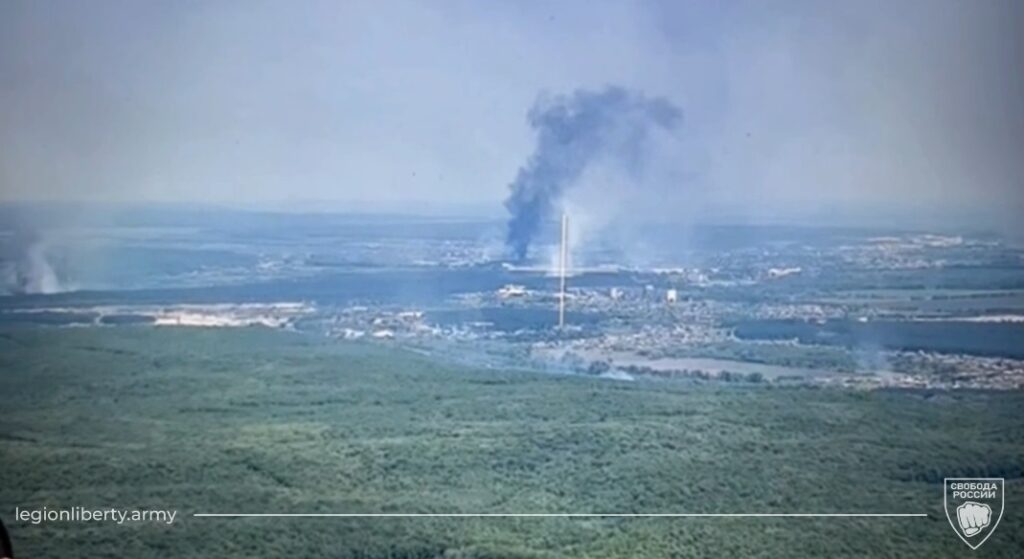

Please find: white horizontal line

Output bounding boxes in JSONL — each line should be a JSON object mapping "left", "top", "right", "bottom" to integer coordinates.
{"left": 193, "top": 513, "right": 927, "bottom": 518}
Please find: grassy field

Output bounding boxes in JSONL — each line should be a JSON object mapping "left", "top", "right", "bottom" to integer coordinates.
{"left": 1, "top": 326, "right": 1022, "bottom": 557}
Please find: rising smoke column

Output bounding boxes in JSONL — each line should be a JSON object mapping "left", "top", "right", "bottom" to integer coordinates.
{"left": 17, "top": 240, "right": 61, "bottom": 294}
{"left": 503, "top": 86, "right": 682, "bottom": 260}
{"left": 1, "top": 231, "right": 63, "bottom": 295}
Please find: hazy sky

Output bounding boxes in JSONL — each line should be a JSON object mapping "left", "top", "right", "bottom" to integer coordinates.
{"left": 1, "top": 0, "right": 1021, "bottom": 226}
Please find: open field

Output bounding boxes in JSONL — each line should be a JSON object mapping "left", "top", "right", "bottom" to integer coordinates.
{"left": 733, "top": 319, "right": 1024, "bottom": 359}
{"left": 1, "top": 326, "right": 1022, "bottom": 557}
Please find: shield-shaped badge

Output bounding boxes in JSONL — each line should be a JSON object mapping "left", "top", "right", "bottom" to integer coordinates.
{"left": 944, "top": 478, "right": 1004, "bottom": 550}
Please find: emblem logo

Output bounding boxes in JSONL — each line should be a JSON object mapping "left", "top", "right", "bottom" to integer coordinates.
{"left": 944, "top": 478, "right": 1004, "bottom": 550}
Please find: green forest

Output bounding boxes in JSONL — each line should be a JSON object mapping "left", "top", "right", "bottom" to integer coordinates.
{"left": 1, "top": 326, "right": 1021, "bottom": 557}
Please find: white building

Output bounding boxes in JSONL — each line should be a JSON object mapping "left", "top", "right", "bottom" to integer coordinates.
{"left": 497, "top": 284, "right": 527, "bottom": 298}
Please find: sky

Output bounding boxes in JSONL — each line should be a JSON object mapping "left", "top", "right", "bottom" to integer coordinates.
{"left": 1, "top": 0, "right": 1022, "bottom": 229}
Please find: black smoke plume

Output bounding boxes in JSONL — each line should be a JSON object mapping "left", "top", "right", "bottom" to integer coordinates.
{"left": 503, "top": 86, "right": 682, "bottom": 260}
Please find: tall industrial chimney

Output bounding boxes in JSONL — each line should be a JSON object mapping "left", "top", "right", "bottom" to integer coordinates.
{"left": 558, "top": 213, "right": 568, "bottom": 329}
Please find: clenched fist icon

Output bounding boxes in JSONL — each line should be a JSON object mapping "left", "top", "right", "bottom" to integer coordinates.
{"left": 957, "top": 502, "right": 992, "bottom": 536}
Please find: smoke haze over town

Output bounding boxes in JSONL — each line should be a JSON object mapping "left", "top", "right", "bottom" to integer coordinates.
{"left": 2, "top": 3, "right": 1024, "bottom": 557}
{"left": 1, "top": 0, "right": 1022, "bottom": 235}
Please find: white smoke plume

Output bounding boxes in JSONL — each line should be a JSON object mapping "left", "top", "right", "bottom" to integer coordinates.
{"left": 2, "top": 233, "right": 65, "bottom": 295}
